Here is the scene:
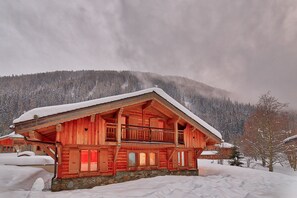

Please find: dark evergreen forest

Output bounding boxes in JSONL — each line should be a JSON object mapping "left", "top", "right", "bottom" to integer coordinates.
{"left": 0, "top": 70, "right": 254, "bottom": 141}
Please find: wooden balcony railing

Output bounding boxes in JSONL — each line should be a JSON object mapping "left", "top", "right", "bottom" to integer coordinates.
{"left": 105, "top": 123, "right": 185, "bottom": 144}
{"left": 105, "top": 123, "right": 117, "bottom": 141}
{"left": 121, "top": 124, "right": 174, "bottom": 143}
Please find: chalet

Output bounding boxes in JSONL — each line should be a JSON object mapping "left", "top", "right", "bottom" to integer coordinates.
{"left": 0, "top": 132, "right": 25, "bottom": 153}
{"left": 0, "top": 132, "right": 45, "bottom": 155}
{"left": 12, "top": 88, "right": 222, "bottom": 191}
{"left": 199, "top": 142, "right": 234, "bottom": 160}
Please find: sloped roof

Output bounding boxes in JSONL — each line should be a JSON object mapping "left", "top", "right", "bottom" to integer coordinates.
{"left": 215, "top": 142, "right": 234, "bottom": 148}
{"left": 13, "top": 88, "right": 222, "bottom": 140}
{"left": 0, "top": 132, "right": 23, "bottom": 140}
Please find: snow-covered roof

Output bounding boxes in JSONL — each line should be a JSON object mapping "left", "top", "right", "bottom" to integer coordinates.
{"left": 0, "top": 132, "right": 23, "bottom": 140}
{"left": 201, "top": 151, "right": 218, "bottom": 155}
{"left": 215, "top": 142, "right": 234, "bottom": 148}
{"left": 13, "top": 88, "right": 222, "bottom": 140}
{"left": 284, "top": 135, "right": 297, "bottom": 144}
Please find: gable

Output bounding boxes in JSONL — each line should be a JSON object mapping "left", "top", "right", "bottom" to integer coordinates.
{"left": 13, "top": 88, "right": 222, "bottom": 143}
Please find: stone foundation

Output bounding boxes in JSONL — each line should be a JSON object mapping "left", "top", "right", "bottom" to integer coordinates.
{"left": 51, "top": 169, "right": 198, "bottom": 191}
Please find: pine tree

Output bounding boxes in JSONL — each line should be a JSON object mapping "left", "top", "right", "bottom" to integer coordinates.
{"left": 229, "top": 146, "right": 244, "bottom": 166}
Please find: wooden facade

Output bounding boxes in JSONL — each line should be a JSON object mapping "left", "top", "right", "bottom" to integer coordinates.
{"left": 13, "top": 89, "right": 221, "bottom": 188}
{"left": 0, "top": 132, "right": 45, "bottom": 154}
{"left": 0, "top": 132, "right": 25, "bottom": 153}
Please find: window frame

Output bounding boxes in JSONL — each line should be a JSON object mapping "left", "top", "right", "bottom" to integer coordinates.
{"left": 80, "top": 149, "right": 99, "bottom": 172}
{"left": 177, "top": 150, "right": 187, "bottom": 167}
{"left": 127, "top": 150, "right": 159, "bottom": 169}
{"left": 128, "top": 152, "right": 137, "bottom": 167}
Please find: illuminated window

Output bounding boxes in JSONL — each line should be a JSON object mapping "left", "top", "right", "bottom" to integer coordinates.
{"left": 139, "top": 152, "right": 146, "bottom": 166}
{"left": 90, "top": 150, "right": 98, "bottom": 171}
{"left": 80, "top": 150, "right": 89, "bottom": 171}
{"left": 178, "top": 151, "right": 185, "bottom": 167}
{"left": 80, "top": 150, "right": 98, "bottom": 171}
{"left": 129, "top": 152, "right": 136, "bottom": 167}
{"left": 149, "top": 153, "right": 156, "bottom": 166}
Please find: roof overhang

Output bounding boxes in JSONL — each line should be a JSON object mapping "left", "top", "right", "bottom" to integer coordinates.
{"left": 13, "top": 89, "right": 222, "bottom": 143}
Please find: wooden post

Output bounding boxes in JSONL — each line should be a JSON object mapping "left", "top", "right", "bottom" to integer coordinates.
{"left": 117, "top": 108, "right": 124, "bottom": 144}
{"left": 174, "top": 118, "right": 179, "bottom": 146}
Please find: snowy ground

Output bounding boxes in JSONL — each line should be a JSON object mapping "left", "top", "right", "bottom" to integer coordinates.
{"left": 0, "top": 153, "right": 54, "bottom": 166}
{"left": 0, "top": 154, "right": 296, "bottom": 198}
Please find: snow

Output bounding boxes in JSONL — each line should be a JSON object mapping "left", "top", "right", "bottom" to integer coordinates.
{"left": 215, "top": 142, "right": 234, "bottom": 148}
{"left": 284, "top": 134, "right": 297, "bottom": 143}
{"left": 17, "top": 151, "right": 35, "bottom": 157}
{"left": 0, "top": 131, "right": 23, "bottom": 140}
{"left": 13, "top": 88, "right": 222, "bottom": 140}
{"left": 1, "top": 159, "right": 297, "bottom": 198}
{"left": 0, "top": 165, "right": 52, "bottom": 192}
{"left": 0, "top": 153, "right": 54, "bottom": 166}
{"left": 201, "top": 150, "right": 218, "bottom": 155}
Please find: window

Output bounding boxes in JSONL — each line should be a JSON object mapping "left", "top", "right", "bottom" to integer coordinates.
{"left": 139, "top": 152, "right": 146, "bottom": 166}
{"left": 178, "top": 151, "right": 185, "bottom": 167}
{"left": 128, "top": 151, "right": 158, "bottom": 167}
{"left": 129, "top": 152, "right": 136, "bottom": 167}
{"left": 80, "top": 149, "right": 98, "bottom": 171}
{"left": 149, "top": 152, "right": 156, "bottom": 166}
{"left": 90, "top": 150, "right": 98, "bottom": 171}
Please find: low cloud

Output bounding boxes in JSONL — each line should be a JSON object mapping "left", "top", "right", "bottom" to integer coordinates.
{"left": 0, "top": 0, "right": 296, "bottom": 108}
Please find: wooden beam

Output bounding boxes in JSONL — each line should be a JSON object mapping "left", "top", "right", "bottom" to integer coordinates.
{"left": 142, "top": 100, "right": 155, "bottom": 110}
{"left": 168, "top": 149, "right": 176, "bottom": 161}
{"left": 113, "top": 146, "right": 121, "bottom": 175}
{"left": 116, "top": 108, "right": 124, "bottom": 144}
{"left": 56, "top": 124, "right": 62, "bottom": 132}
{"left": 29, "top": 131, "right": 42, "bottom": 141}
{"left": 40, "top": 144, "right": 55, "bottom": 159}
{"left": 167, "top": 117, "right": 180, "bottom": 125}
{"left": 57, "top": 144, "right": 62, "bottom": 164}
{"left": 174, "top": 118, "right": 180, "bottom": 146}
{"left": 90, "top": 114, "right": 96, "bottom": 123}
{"left": 195, "top": 148, "right": 203, "bottom": 158}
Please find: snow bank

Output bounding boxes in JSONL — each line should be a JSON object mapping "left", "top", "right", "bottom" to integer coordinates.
{"left": 0, "top": 165, "right": 53, "bottom": 192}
{"left": 13, "top": 88, "right": 222, "bottom": 140}
{"left": 0, "top": 153, "right": 54, "bottom": 165}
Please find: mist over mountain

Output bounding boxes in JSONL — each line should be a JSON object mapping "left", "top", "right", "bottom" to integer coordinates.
{"left": 0, "top": 70, "right": 253, "bottom": 141}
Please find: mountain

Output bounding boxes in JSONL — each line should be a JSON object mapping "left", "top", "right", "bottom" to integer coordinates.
{"left": 0, "top": 70, "right": 253, "bottom": 141}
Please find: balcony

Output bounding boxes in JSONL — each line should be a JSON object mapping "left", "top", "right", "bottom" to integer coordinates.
{"left": 105, "top": 123, "right": 184, "bottom": 144}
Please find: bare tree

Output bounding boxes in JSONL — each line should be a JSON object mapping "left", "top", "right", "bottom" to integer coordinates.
{"left": 242, "top": 92, "right": 288, "bottom": 172}
{"left": 283, "top": 111, "right": 297, "bottom": 171}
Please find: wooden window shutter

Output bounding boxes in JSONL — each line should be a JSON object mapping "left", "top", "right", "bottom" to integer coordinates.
{"left": 100, "top": 149, "right": 109, "bottom": 172}
{"left": 188, "top": 150, "right": 194, "bottom": 168}
{"left": 69, "top": 148, "right": 79, "bottom": 174}
{"left": 172, "top": 152, "right": 178, "bottom": 168}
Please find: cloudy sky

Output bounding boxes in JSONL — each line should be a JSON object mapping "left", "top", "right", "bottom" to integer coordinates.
{"left": 1, "top": 0, "right": 297, "bottom": 108}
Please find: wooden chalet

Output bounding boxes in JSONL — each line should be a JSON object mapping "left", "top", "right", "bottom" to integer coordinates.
{"left": 0, "top": 132, "right": 45, "bottom": 154}
{"left": 0, "top": 132, "right": 25, "bottom": 153}
{"left": 199, "top": 142, "right": 234, "bottom": 160}
{"left": 13, "top": 88, "right": 222, "bottom": 191}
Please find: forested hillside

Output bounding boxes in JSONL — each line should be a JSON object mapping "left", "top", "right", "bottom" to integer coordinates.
{"left": 0, "top": 70, "right": 253, "bottom": 141}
